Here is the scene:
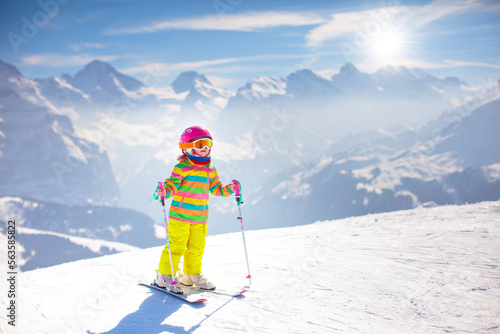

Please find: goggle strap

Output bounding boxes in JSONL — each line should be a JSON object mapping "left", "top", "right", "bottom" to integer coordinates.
{"left": 179, "top": 142, "right": 193, "bottom": 149}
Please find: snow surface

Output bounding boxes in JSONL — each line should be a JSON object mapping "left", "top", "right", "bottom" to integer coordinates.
{"left": 1, "top": 200, "right": 499, "bottom": 333}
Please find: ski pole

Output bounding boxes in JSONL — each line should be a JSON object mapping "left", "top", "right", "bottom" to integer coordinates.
{"left": 232, "top": 180, "right": 252, "bottom": 286}
{"left": 158, "top": 181, "right": 178, "bottom": 287}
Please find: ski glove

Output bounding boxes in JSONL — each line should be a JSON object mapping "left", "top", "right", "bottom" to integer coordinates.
{"left": 149, "top": 184, "right": 170, "bottom": 202}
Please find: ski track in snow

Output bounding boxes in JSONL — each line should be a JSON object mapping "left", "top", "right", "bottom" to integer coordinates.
{"left": 1, "top": 201, "right": 499, "bottom": 334}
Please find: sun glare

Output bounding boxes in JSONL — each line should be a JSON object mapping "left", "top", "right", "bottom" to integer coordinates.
{"left": 367, "top": 26, "right": 410, "bottom": 67}
{"left": 372, "top": 30, "right": 402, "bottom": 57}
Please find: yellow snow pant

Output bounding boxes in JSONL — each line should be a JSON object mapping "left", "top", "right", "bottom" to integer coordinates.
{"left": 158, "top": 219, "right": 208, "bottom": 276}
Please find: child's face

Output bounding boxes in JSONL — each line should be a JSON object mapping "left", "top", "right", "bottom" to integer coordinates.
{"left": 195, "top": 147, "right": 210, "bottom": 157}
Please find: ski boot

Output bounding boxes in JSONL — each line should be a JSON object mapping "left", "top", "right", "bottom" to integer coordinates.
{"left": 180, "top": 272, "right": 216, "bottom": 290}
{"left": 155, "top": 270, "right": 182, "bottom": 294}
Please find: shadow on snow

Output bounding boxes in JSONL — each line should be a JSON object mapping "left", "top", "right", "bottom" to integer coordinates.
{"left": 91, "top": 290, "right": 205, "bottom": 334}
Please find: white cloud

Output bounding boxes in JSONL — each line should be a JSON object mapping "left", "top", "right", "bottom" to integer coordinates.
{"left": 306, "top": 7, "right": 401, "bottom": 48}
{"left": 306, "top": 0, "right": 486, "bottom": 48}
{"left": 74, "top": 11, "right": 104, "bottom": 24}
{"left": 443, "top": 59, "right": 500, "bottom": 69}
{"left": 21, "top": 54, "right": 118, "bottom": 67}
{"left": 121, "top": 54, "right": 311, "bottom": 76}
{"left": 104, "top": 11, "right": 325, "bottom": 35}
{"left": 69, "top": 42, "right": 109, "bottom": 52}
{"left": 121, "top": 58, "right": 240, "bottom": 76}
{"left": 409, "top": 0, "right": 485, "bottom": 27}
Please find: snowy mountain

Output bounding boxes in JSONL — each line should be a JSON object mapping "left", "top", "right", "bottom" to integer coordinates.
{"left": 232, "top": 62, "right": 476, "bottom": 106}
{"left": 34, "top": 76, "right": 90, "bottom": 113}
{"left": 236, "top": 76, "right": 286, "bottom": 101}
{"left": 170, "top": 71, "right": 234, "bottom": 121}
{"left": 242, "top": 96, "right": 500, "bottom": 230}
{"left": 0, "top": 60, "right": 55, "bottom": 110}
{"left": 172, "top": 71, "right": 211, "bottom": 94}
{"left": 0, "top": 61, "right": 120, "bottom": 206}
{"left": 34, "top": 62, "right": 233, "bottom": 126}
{"left": 70, "top": 60, "right": 145, "bottom": 93}
{"left": 1, "top": 200, "right": 498, "bottom": 333}
{"left": 286, "top": 68, "right": 337, "bottom": 98}
{"left": 0, "top": 195, "right": 164, "bottom": 270}
{"left": 2, "top": 58, "right": 497, "bottom": 238}
{"left": 221, "top": 63, "right": 477, "bottom": 142}
{"left": 58, "top": 61, "right": 489, "bottom": 235}
{"left": 331, "top": 62, "right": 379, "bottom": 94}
{"left": 206, "top": 66, "right": 486, "bottom": 233}
{"left": 0, "top": 61, "right": 165, "bottom": 270}
{"left": 0, "top": 60, "right": 233, "bottom": 219}
{"left": 6, "top": 225, "right": 139, "bottom": 271}
{"left": 0, "top": 196, "right": 163, "bottom": 246}
{"left": 32, "top": 63, "right": 235, "bottom": 213}
{"left": 35, "top": 60, "right": 144, "bottom": 109}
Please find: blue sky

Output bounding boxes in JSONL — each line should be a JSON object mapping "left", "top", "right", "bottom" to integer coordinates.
{"left": 1, "top": 0, "right": 499, "bottom": 90}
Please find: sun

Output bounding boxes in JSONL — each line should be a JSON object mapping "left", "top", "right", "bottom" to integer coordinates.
{"left": 372, "top": 29, "right": 402, "bottom": 57}
{"left": 368, "top": 26, "right": 410, "bottom": 66}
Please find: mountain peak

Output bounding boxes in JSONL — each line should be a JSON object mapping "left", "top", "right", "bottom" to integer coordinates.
{"left": 331, "top": 62, "right": 376, "bottom": 92}
{"left": 287, "top": 68, "right": 319, "bottom": 80}
{"left": 83, "top": 59, "right": 116, "bottom": 73}
{"left": 339, "top": 62, "right": 361, "bottom": 75}
{"left": 0, "top": 60, "right": 23, "bottom": 82}
{"left": 75, "top": 60, "right": 119, "bottom": 79}
{"left": 286, "top": 68, "right": 329, "bottom": 85}
{"left": 171, "top": 71, "right": 211, "bottom": 94}
{"left": 236, "top": 76, "right": 286, "bottom": 100}
{"left": 70, "top": 59, "right": 144, "bottom": 92}
{"left": 286, "top": 69, "right": 334, "bottom": 97}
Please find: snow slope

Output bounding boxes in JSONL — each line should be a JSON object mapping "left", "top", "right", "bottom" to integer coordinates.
{"left": 1, "top": 200, "right": 498, "bottom": 333}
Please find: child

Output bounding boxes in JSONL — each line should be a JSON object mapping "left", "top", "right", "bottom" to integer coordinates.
{"left": 154, "top": 126, "right": 236, "bottom": 293}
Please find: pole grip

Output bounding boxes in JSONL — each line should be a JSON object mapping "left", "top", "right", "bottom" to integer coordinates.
{"left": 231, "top": 179, "right": 240, "bottom": 197}
{"left": 158, "top": 181, "right": 166, "bottom": 206}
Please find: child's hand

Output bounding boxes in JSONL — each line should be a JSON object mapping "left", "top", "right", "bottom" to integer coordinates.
{"left": 229, "top": 183, "right": 236, "bottom": 193}
{"left": 157, "top": 186, "right": 167, "bottom": 199}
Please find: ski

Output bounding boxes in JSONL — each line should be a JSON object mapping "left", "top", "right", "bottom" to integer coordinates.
{"left": 181, "top": 284, "right": 248, "bottom": 297}
{"left": 139, "top": 282, "right": 208, "bottom": 303}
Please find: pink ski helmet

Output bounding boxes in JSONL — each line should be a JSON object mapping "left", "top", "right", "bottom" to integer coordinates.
{"left": 179, "top": 126, "right": 213, "bottom": 156}
{"left": 179, "top": 126, "right": 212, "bottom": 144}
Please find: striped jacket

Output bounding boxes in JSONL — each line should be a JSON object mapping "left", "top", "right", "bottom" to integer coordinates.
{"left": 162, "top": 157, "right": 234, "bottom": 224}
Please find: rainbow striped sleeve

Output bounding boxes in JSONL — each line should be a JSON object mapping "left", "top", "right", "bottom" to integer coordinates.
{"left": 209, "top": 168, "right": 234, "bottom": 197}
{"left": 163, "top": 164, "right": 184, "bottom": 199}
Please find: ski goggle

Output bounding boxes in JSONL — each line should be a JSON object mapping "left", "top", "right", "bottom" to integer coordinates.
{"left": 179, "top": 138, "right": 213, "bottom": 150}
